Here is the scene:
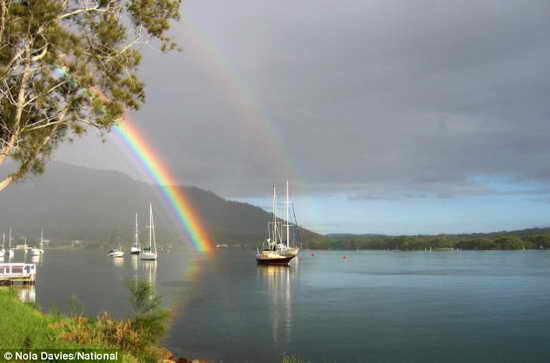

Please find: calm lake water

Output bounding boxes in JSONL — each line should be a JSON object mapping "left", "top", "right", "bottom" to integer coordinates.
{"left": 5, "top": 248, "right": 550, "bottom": 362}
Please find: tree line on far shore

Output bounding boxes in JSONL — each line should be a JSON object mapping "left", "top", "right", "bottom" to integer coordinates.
{"left": 307, "top": 233, "right": 550, "bottom": 251}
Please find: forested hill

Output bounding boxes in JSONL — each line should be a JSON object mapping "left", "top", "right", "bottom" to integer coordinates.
{"left": 0, "top": 162, "right": 319, "bottom": 247}
{"left": 2, "top": 161, "right": 547, "bottom": 251}
{"left": 312, "top": 228, "right": 550, "bottom": 250}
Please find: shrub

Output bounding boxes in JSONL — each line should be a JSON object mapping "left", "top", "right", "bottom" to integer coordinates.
{"left": 126, "top": 280, "right": 171, "bottom": 347}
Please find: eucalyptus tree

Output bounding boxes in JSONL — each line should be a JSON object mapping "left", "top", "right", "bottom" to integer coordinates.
{"left": 0, "top": 0, "right": 181, "bottom": 191}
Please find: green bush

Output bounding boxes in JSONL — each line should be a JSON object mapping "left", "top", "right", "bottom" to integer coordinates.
{"left": 126, "top": 280, "right": 171, "bottom": 347}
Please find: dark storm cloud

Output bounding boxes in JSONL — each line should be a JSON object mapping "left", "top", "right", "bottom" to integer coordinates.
{"left": 58, "top": 0, "right": 550, "bottom": 198}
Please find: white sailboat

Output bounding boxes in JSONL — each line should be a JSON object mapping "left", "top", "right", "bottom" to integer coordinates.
{"left": 256, "top": 181, "right": 300, "bottom": 265}
{"left": 0, "top": 233, "right": 5, "bottom": 257}
{"left": 31, "top": 229, "right": 45, "bottom": 256}
{"left": 140, "top": 203, "right": 157, "bottom": 261}
{"left": 24, "top": 237, "right": 28, "bottom": 253}
{"left": 130, "top": 213, "right": 141, "bottom": 255}
{"left": 280, "top": 180, "right": 300, "bottom": 258}
{"left": 8, "top": 228, "right": 14, "bottom": 258}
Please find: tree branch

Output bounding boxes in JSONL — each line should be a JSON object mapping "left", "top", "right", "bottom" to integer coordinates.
{"left": 0, "top": 0, "right": 6, "bottom": 45}
{"left": 30, "top": 43, "right": 48, "bottom": 62}
{"left": 59, "top": 4, "right": 110, "bottom": 20}
{"left": 0, "top": 175, "right": 13, "bottom": 192}
{"left": 12, "top": 45, "right": 32, "bottom": 136}
{"left": 0, "top": 80, "right": 17, "bottom": 105}
{"left": 0, "top": 44, "right": 32, "bottom": 166}
{"left": 23, "top": 79, "right": 68, "bottom": 108}
{"left": 0, "top": 132, "right": 17, "bottom": 165}
{"left": 0, "top": 47, "right": 25, "bottom": 80}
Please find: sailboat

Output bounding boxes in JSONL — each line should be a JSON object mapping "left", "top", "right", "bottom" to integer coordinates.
{"left": 0, "top": 233, "right": 5, "bottom": 257}
{"left": 256, "top": 181, "right": 301, "bottom": 265}
{"left": 7, "top": 228, "right": 14, "bottom": 258}
{"left": 140, "top": 203, "right": 158, "bottom": 261}
{"left": 279, "top": 180, "right": 300, "bottom": 258}
{"left": 130, "top": 213, "right": 141, "bottom": 255}
{"left": 24, "top": 237, "right": 28, "bottom": 253}
{"left": 31, "top": 228, "right": 45, "bottom": 256}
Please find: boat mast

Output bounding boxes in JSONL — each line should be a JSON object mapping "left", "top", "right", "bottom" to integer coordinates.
{"left": 2, "top": 233, "right": 4, "bottom": 249}
{"left": 135, "top": 213, "right": 139, "bottom": 248}
{"left": 272, "top": 184, "right": 277, "bottom": 245}
{"left": 151, "top": 205, "right": 157, "bottom": 253}
{"left": 40, "top": 227, "right": 44, "bottom": 248}
{"left": 8, "top": 228, "right": 11, "bottom": 249}
{"left": 149, "top": 203, "right": 153, "bottom": 250}
{"left": 286, "top": 180, "right": 290, "bottom": 248}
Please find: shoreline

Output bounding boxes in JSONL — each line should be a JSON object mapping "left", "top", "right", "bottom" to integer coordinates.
{"left": 304, "top": 247, "right": 546, "bottom": 251}
{"left": 0, "top": 288, "right": 196, "bottom": 362}
{"left": 0, "top": 287, "right": 305, "bottom": 362}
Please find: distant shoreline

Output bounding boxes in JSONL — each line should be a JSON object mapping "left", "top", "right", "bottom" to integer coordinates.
{"left": 305, "top": 247, "right": 545, "bottom": 251}
{"left": 308, "top": 232, "right": 550, "bottom": 251}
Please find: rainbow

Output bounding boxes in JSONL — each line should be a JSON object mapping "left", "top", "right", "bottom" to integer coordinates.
{"left": 114, "top": 115, "right": 214, "bottom": 255}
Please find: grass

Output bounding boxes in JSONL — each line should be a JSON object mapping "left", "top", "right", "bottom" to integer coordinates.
{"left": 0, "top": 285, "right": 171, "bottom": 362}
{"left": 282, "top": 354, "right": 310, "bottom": 363}
{"left": 0, "top": 288, "right": 77, "bottom": 351}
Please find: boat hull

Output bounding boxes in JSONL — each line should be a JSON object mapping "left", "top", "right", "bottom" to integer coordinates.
{"left": 31, "top": 249, "right": 44, "bottom": 256}
{"left": 108, "top": 250, "right": 124, "bottom": 257}
{"left": 279, "top": 247, "right": 300, "bottom": 257}
{"left": 256, "top": 253, "right": 296, "bottom": 265}
{"left": 140, "top": 252, "right": 157, "bottom": 261}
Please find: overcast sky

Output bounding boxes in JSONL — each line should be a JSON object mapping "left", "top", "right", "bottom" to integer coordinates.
{"left": 56, "top": 0, "right": 550, "bottom": 234}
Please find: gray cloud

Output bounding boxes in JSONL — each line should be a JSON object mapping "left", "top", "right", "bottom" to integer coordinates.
{"left": 55, "top": 0, "right": 550, "bottom": 198}
{"left": 350, "top": 184, "right": 550, "bottom": 201}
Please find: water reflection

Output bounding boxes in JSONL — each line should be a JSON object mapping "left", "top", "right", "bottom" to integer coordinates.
{"left": 0, "top": 285, "right": 36, "bottom": 304}
{"left": 131, "top": 255, "right": 139, "bottom": 271}
{"left": 142, "top": 260, "right": 158, "bottom": 288}
{"left": 129, "top": 255, "right": 157, "bottom": 287}
{"left": 17, "top": 285, "right": 36, "bottom": 303}
{"left": 257, "top": 264, "right": 296, "bottom": 344}
{"left": 112, "top": 257, "right": 124, "bottom": 267}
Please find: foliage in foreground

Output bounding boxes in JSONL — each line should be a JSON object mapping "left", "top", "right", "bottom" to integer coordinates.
{"left": 0, "top": 280, "right": 171, "bottom": 362}
{"left": 0, "top": 0, "right": 182, "bottom": 190}
{"left": 126, "top": 279, "right": 171, "bottom": 347}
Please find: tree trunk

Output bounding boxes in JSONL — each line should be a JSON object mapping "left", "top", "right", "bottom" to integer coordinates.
{"left": 0, "top": 43, "right": 33, "bottom": 190}
{"left": 0, "top": 175, "right": 13, "bottom": 192}
{"left": 0, "top": 132, "right": 17, "bottom": 165}
{"left": 12, "top": 45, "right": 32, "bottom": 134}
{"left": 0, "top": 111, "right": 64, "bottom": 192}
{"left": 0, "top": 0, "right": 6, "bottom": 45}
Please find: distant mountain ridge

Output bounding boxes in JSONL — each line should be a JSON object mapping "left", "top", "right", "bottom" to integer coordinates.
{"left": 0, "top": 162, "right": 319, "bottom": 247}
{"left": 3, "top": 162, "right": 544, "bottom": 249}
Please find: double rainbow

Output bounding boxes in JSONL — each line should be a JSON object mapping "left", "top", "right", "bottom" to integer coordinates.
{"left": 114, "top": 116, "right": 213, "bottom": 255}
